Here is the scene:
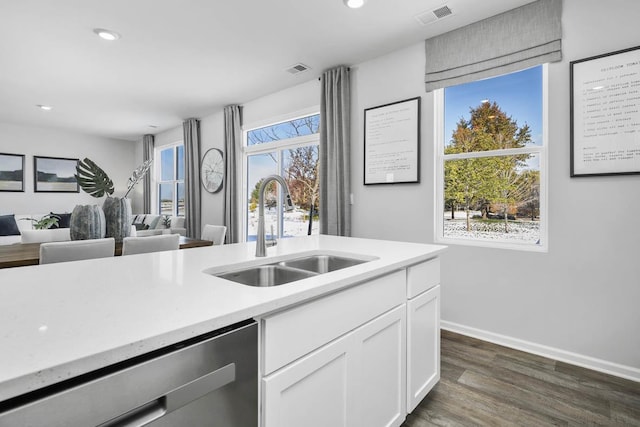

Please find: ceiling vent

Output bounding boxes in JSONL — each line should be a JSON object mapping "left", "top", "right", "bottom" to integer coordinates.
{"left": 415, "top": 4, "right": 453, "bottom": 26}
{"left": 285, "top": 63, "right": 311, "bottom": 74}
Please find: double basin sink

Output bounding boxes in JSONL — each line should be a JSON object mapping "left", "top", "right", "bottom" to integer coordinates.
{"left": 207, "top": 253, "right": 376, "bottom": 287}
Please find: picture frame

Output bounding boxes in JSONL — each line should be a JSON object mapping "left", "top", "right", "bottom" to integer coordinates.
{"left": 0, "top": 153, "right": 25, "bottom": 192}
{"left": 570, "top": 45, "right": 640, "bottom": 177}
{"left": 33, "top": 156, "right": 80, "bottom": 193}
{"left": 364, "top": 97, "right": 420, "bottom": 185}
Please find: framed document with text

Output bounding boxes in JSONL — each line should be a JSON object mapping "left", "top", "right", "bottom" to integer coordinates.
{"left": 570, "top": 46, "right": 640, "bottom": 176}
{"left": 364, "top": 97, "right": 420, "bottom": 185}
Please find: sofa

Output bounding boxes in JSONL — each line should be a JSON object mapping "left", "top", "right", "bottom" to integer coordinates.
{"left": 0, "top": 213, "right": 186, "bottom": 246}
{"left": 131, "top": 214, "right": 186, "bottom": 237}
{"left": 0, "top": 213, "right": 72, "bottom": 245}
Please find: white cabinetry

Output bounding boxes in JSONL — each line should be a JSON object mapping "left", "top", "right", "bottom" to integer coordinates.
{"left": 406, "top": 258, "right": 441, "bottom": 413}
{"left": 261, "top": 271, "right": 406, "bottom": 427}
{"left": 262, "top": 306, "right": 405, "bottom": 427}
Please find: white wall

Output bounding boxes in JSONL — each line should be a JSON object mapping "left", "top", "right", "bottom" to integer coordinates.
{"left": 350, "top": 0, "right": 640, "bottom": 378}
{"left": 0, "top": 122, "right": 138, "bottom": 214}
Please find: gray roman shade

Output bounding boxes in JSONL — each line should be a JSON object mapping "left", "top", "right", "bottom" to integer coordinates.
{"left": 424, "top": 0, "right": 562, "bottom": 92}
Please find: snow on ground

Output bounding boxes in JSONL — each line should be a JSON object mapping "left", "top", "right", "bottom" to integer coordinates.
{"left": 443, "top": 219, "right": 540, "bottom": 243}
{"left": 248, "top": 208, "right": 319, "bottom": 239}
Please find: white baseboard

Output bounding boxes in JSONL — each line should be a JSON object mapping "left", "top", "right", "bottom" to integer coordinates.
{"left": 441, "top": 320, "right": 640, "bottom": 383}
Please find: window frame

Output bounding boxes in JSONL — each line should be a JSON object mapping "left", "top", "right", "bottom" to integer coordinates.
{"left": 155, "top": 141, "right": 185, "bottom": 217}
{"left": 241, "top": 110, "right": 320, "bottom": 243}
{"left": 434, "top": 65, "right": 549, "bottom": 252}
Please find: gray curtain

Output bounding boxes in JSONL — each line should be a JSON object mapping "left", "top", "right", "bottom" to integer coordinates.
{"left": 183, "top": 118, "right": 201, "bottom": 238}
{"left": 319, "top": 66, "right": 351, "bottom": 236}
{"left": 424, "top": 0, "right": 562, "bottom": 91}
{"left": 142, "top": 134, "right": 154, "bottom": 213}
{"left": 224, "top": 105, "right": 242, "bottom": 244}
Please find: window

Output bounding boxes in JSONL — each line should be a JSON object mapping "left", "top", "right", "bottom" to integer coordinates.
{"left": 156, "top": 143, "right": 185, "bottom": 216}
{"left": 436, "top": 65, "right": 547, "bottom": 250}
{"left": 243, "top": 114, "right": 320, "bottom": 242}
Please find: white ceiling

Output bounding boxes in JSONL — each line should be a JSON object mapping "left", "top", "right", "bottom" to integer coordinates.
{"left": 0, "top": 0, "right": 535, "bottom": 142}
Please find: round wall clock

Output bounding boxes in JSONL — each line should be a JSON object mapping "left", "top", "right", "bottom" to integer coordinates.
{"left": 201, "top": 148, "right": 224, "bottom": 193}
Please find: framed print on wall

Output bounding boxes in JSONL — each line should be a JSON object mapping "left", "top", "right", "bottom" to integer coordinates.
{"left": 33, "top": 156, "right": 80, "bottom": 193}
{"left": 364, "top": 97, "right": 420, "bottom": 185}
{"left": 0, "top": 153, "right": 25, "bottom": 192}
{"left": 570, "top": 45, "right": 640, "bottom": 177}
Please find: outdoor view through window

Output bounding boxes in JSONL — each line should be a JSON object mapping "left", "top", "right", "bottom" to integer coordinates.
{"left": 440, "top": 66, "right": 545, "bottom": 248}
{"left": 245, "top": 114, "right": 319, "bottom": 241}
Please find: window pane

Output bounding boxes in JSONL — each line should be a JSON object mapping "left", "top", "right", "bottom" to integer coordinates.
{"left": 246, "top": 152, "right": 278, "bottom": 241}
{"left": 177, "top": 182, "right": 185, "bottom": 217}
{"left": 282, "top": 145, "right": 319, "bottom": 237}
{"left": 443, "top": 154, "right": 541, "bottom": 245}
{"left": 160, "top": 148, "right": 175, "bottom": 181}
{"left": 444, "top": 67, "right": 542, "bottom": 152}
{"left": 247, "top": 114, "right": 320, "bottom": 146}
{"left": 159, "top": 183, "right": 174, "bottom": 216}
{"left": 176, "top": 145, "right": 184, "bottom": 180}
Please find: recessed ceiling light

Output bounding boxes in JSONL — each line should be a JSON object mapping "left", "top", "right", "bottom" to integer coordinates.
{"left": 344, "top": 0, "right": 366, "bottom": 8}
{"left": 93, "top": 28, "right": 121, "bottom": 41}
{"left": 37, "top": 105, "right": 52, "bottom": 111}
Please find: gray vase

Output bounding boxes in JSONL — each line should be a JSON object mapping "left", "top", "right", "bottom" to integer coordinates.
{"left": 70, "top": 205, "right": 106, "bottom": 240}
{"left": 103, "top": 197, "right": 132, "bottom": 243}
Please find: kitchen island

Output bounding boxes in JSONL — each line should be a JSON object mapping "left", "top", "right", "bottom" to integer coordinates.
{"left": 0, "top": 235, "right": 445, "bottom": 425}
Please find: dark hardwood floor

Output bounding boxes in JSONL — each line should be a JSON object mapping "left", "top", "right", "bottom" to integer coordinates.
{"left": 403, "top": 330, "right": 640, "bottom": 426}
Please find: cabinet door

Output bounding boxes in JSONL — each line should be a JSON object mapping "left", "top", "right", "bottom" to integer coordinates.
{"left": 262, "top": 331, "right": 357, "bottom": 427}
{"left": 354, "top": 305, "right": 406, "bottom": 427}
{"left": 406, "top": 284, "right": 440, "bottom": 413}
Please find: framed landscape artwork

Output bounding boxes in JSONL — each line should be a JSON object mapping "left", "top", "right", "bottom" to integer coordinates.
{"left": 34, "top": 156, "right": 79, "bottom": 193}
{"left": 0, "top": 153, "right": 25, "bottom": 192}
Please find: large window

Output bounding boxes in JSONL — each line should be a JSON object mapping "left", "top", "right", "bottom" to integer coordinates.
{"left": 436, "top": 65, "right": 547, "bottom": 250}
{"left": 243, "top": 114, "right": 320, "bottom": 242}
{"left": 156, "top": 143, "right": 184, "bottom": 216}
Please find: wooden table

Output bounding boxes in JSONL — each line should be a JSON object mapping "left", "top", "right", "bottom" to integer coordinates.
{"left": 0, "top": 236, "right": 213, "bottom": 269}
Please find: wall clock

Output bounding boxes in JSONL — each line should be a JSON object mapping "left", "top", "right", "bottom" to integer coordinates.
{"left": 201, "top": 148, "right": 224, "bottom": 193}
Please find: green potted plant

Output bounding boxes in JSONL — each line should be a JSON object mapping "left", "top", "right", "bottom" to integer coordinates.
{"left": 21, "top": 214, "right": 59, "bottom": 230}
{"left": 75, "top": 158, "right": 152, "bottom": 242}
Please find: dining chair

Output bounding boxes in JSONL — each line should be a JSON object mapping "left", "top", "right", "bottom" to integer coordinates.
{"left": 201, "top": 225, "right": 227, "bottom": 245}
{"left": 121, "top": 234, "right": 180, "bottom": 256}
{"left": 39, "top": 238, "right": 115, "bottom": 265}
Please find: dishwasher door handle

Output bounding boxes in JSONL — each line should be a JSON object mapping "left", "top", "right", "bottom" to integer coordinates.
{"left": 101, "top": 362, "right": 236, "bottom": 427}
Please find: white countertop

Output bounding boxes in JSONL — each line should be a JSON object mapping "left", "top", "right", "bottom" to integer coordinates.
{"left": 0, "top": 235, "right": 445, "bottom": 402}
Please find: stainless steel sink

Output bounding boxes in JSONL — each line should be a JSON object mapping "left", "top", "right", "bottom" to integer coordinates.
{"left": 277, "top": 255, "right": 367, "bottom": 274}
{"left": 216, "top": 265, "right": 318, "bottom": 287}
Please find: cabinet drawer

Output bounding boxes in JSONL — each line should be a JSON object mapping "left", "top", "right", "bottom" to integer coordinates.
{"left": 262, "top": 270, "right": 405, "bottom": 375}
{"left": 406, "top": 258, "right": 440, "bottom": 298}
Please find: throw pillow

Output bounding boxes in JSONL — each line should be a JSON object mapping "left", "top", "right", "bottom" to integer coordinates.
{"left": 134, "top": 223, "right": 150, "bottom": 231}
{"left": 146, "top": 215, "right": 161, "bottom": 230}
{"left": 50, "top": 212, "right": 71, "bottom": 229}
{"left": 0, "top": 214, "right": 21, "bottom": 236}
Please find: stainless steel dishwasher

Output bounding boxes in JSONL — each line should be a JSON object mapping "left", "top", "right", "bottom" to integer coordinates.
{"left": 0, "top": 320, "right": 258, "bottom": 427}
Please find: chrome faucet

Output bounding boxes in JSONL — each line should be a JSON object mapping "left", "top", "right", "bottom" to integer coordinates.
{"left": 256, "top": 174, "right": 294, "bottom": 257}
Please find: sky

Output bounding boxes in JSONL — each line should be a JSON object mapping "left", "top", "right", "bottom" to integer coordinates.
{"left": 444, "top": 65, "right": 543, "bottom": 147}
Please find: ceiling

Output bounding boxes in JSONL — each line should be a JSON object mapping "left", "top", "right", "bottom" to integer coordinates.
{"left": 0, "top": 0, "right": 535, "bottom": 142}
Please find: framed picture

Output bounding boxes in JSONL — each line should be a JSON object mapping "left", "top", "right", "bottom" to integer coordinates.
{"left": 0, "top": 153, "right": 25, "bottom": 192}
{"left": 364, "top": 97, "right": 420, "bottom": 185}
{"left": 570, "top": 45, "right": 640, "bottom": 177}
{"left": 34, "top": 156, "right": 79, "bottom": 193}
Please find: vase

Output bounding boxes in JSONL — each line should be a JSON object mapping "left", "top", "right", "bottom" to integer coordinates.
{"left": 103, "top": 196, "right": 132, "bottom": 243}
{"left": 70, "top": 205, "right": 106, "bottom": 240}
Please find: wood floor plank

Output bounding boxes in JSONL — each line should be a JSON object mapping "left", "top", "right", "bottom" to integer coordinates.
{"left": 402, "top": 331, "right": 640, "bottom": 427}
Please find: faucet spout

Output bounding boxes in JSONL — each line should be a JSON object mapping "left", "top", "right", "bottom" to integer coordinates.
{"left": 256, "top": 174, "right": 294, "bottom": 257}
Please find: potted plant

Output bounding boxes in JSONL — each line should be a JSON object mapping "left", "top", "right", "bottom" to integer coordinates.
{"left": 74, "top": 158, "right": 152, "bottom": 242}
{"left": 21, "top": 214, "right": 60, "bottom": 230}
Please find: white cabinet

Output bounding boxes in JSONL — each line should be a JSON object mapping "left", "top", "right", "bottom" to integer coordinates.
{"left": 406, "top": 284, "right": 440, "bottom": 412}
{"left": 262, "top": 305, "right": 406, "bottom": 427}
{"left": 406, "top": 258, "right": 441, "bottom": 413}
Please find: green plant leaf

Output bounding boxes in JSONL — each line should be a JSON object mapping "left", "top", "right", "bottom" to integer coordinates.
{"left": 75, "top": 158, "right": 114, "bottom": 198}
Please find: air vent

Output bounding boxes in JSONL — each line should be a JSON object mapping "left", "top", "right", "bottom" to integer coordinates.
{"left": 285, "top": 63, "right": 311, "bottom": 74}
{"left": 414, "top": 4, "right": 453, "bottom": 26}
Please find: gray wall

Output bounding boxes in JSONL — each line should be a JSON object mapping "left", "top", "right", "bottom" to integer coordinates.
{"left": 0, "top": 122, "right": 137, "bottom": 214}
{"left": 351, "top": 0, "right": 640, "bottom": 378}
